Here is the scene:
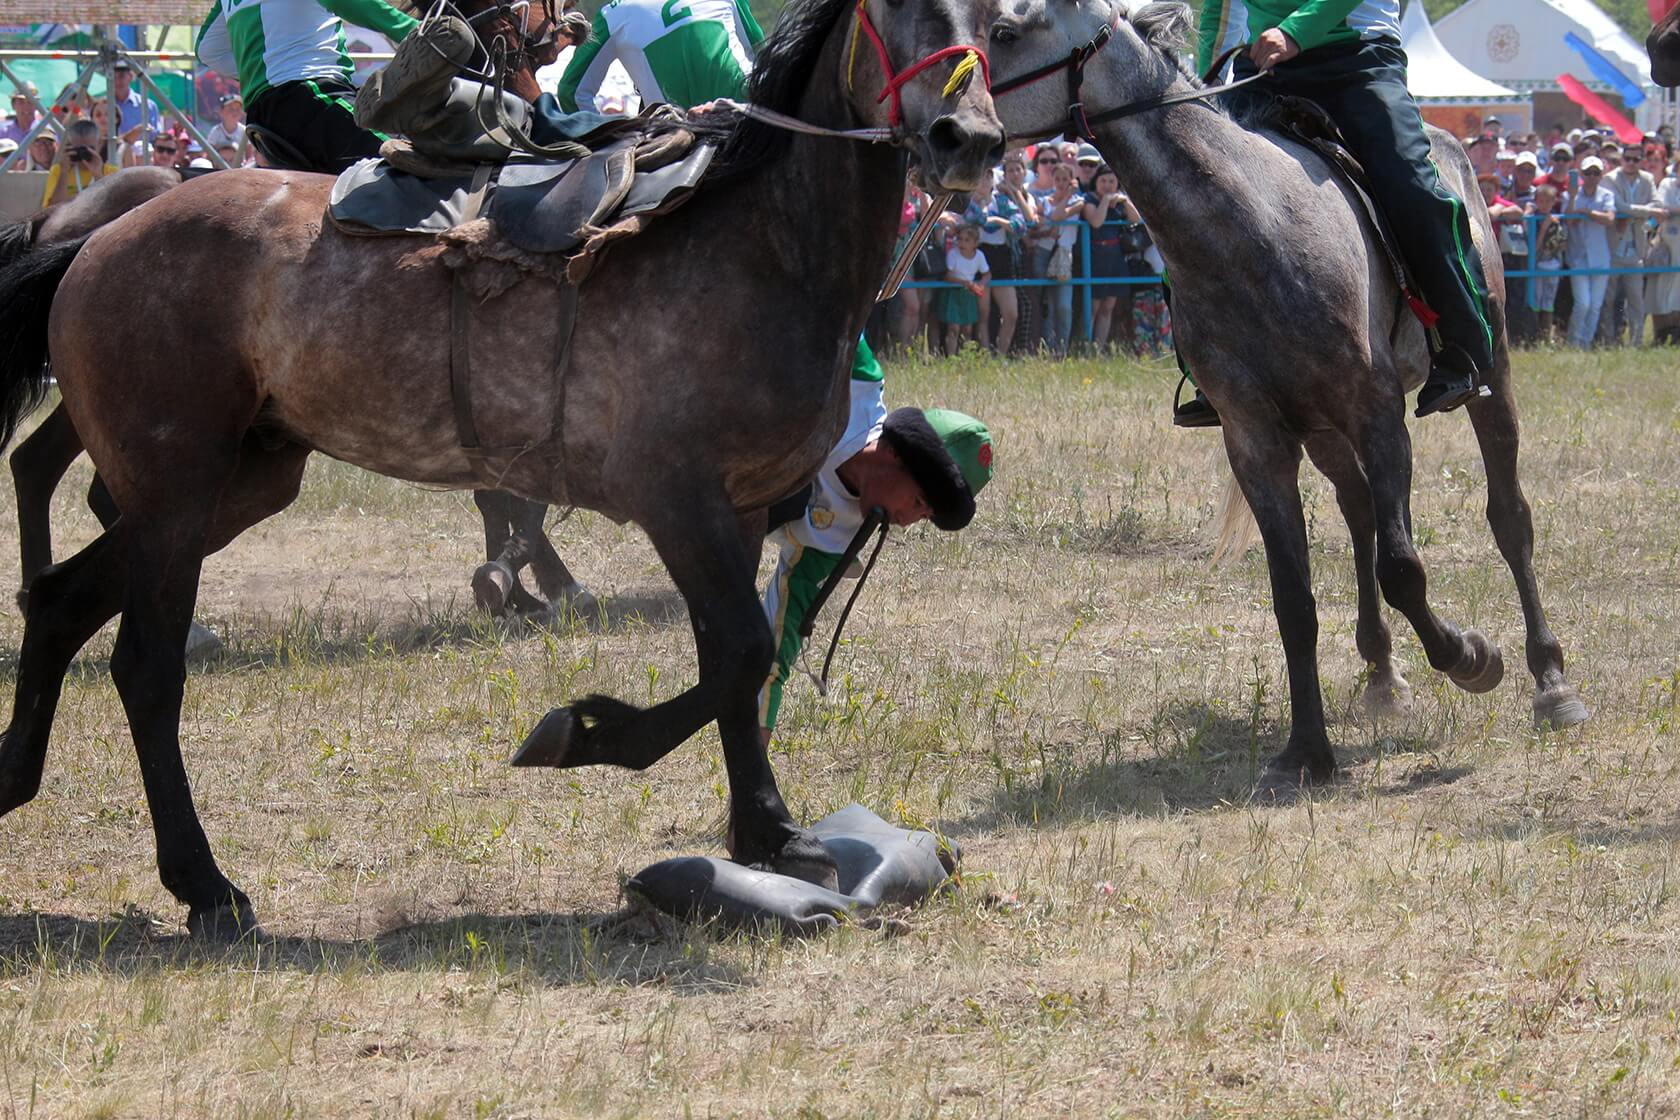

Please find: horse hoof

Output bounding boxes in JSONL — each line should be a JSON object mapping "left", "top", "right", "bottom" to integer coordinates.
{"left": 184, "top": 621, "right": 224, "bottom": 662}
{"left": 187, "top": 901, "right": 265, "bottom": 943}
{"left": 1252, "top": 754, "right": 1334, "bottom": 805}
{"left": 768, "top": 832, "right": 840, "bottom": 892}
{"left": 562, "top": 583, "right": 599, "bottom": 619}
{"left": 510, "top": 708, "right": 579, "bottom": 768}
{"left": 472, "top": 561, "right": 516, "bottom": 616}
{"left": 1533, "top": 686, "right": 1591, "bottom": 730}
{"left": 1448, "top": 630, "right": 1504, "bottom": 694}
{"left": 1360, "top": 671, "right": 1414, "bottom": 720}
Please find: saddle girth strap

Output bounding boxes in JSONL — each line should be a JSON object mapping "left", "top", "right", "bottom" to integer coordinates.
{"left": 449, "top": 268, "right": 582, "bottom": 483}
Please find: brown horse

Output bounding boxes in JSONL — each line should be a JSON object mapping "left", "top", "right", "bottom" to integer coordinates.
{"left": 0, "top": 0, "right": 1003, "bottom": 938}
{"left": 1649, "top": 0, "right": 1680, "bottom": 86}
{"left": 5, "top": 0, "right": 593, "bottom": 626}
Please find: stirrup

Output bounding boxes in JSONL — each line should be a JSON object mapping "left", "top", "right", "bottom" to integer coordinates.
{"left": 1171, "top": 374, "right": 1221, "bottom": 429}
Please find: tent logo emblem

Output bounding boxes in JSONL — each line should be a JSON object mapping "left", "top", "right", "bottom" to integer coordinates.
{"left": 1486, "top": 24, "right": 1520, "bottom": 64}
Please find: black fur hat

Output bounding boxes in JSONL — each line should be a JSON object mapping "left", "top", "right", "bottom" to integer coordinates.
{"left": 879, "top": 407, "right": 975, "bottom": 530}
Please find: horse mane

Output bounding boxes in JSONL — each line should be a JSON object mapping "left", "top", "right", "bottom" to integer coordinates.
{"left": 705, "top": 0, "right": 856, "bottom": 179}
{"left": 1125, "top": 1, "right": 1296, "bottom": 132}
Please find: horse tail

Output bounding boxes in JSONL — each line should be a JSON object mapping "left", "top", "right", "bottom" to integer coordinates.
{"left": 0, "top": 234, "right": 89, "bottom": 450}
{"left": 0, "top": 218, "right": 35, "bottom": 269}
{"left": 1210, "top": 471, "right": 1259, "bottom": 566}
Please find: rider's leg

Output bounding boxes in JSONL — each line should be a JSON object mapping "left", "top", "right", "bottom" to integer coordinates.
{"left": 246, "top": 78, "right": 384, "bottom": 175}
{"left": 1236, "top": 40, "right": 1495, "bottom": 416}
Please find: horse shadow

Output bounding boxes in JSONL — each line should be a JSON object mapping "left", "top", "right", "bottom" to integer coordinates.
{"left": 0, "top": 587, "right": 690, "bottom": 684}
{"left": 0, "top": 904, "right": 750, "bottom": 990}
{"left": 952, "top": 699, "right": 1474, "bottom": 835}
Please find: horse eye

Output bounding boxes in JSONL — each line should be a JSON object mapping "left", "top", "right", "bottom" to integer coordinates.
{"left": 991, "top": 22, "right": 1018, "bottom": 43}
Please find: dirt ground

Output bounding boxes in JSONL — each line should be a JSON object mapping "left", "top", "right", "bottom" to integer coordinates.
{"left": 0, "top": 347, "right": 1675, "bottom": 1118}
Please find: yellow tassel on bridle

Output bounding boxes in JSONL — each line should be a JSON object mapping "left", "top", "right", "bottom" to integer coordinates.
{"left": 847, "top": 1, "right": 864, "bottom": 90}
{"left": 942, "top": 50, "right": 980, "bottom": 97}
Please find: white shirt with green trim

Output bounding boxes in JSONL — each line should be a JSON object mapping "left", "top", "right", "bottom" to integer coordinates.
{"left": 197, "top": 0, "right": 417, "bottom": 102}
{"left": 556, "top": 0, "right": 764, "bottom": 113}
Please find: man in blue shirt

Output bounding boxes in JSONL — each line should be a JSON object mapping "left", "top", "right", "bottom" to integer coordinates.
{"left": 108, "top": 60, "right": 160, "bottom": 144}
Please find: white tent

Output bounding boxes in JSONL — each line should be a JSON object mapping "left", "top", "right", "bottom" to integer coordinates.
{"left": 1400, "top": 1, "right": 1523, "bottom": 102}
{"left": 1434, "top": 0, "right": 1652, "bottom": 90}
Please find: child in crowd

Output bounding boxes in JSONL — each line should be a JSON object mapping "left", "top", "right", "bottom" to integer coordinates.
{"left": 939, "top": 224, "right": 990, "bottom": 356}
{"left": 1529, "top": 184, "right": 1565, "bottom": 343}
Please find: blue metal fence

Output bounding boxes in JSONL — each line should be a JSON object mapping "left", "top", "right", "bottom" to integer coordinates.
{"left": 899, "top": 211, "right": 1680, "bottom": 342}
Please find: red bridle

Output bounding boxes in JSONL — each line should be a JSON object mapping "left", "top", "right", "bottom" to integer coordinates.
{"left": 848, "top": 0, "right": 992, "bottom": 129}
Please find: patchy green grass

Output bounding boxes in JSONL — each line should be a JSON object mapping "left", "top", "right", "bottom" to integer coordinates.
{"left": 0, "top": 345, "right": 1675, "bottom": 1117}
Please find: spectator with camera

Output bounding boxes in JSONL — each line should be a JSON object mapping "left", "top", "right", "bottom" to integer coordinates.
{"left": 42, "top": 120, "right": 117, "bottom": 206}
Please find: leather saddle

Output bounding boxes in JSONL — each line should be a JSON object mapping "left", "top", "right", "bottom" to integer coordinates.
{"left": 326, "top": 135, "right": 716, "bottom": 256}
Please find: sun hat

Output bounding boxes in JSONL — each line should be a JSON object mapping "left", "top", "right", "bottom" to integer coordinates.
{"left": 1075, "top": 142, "right": 1100, "bottom": 163}
{"left": 10, "top": 81, "right": 37, "bottom": 99}
{"left": 1513, "top": 151, "right": 1538, "bottom": 168}
{"left": 878, "top": 408, "right": 993, "bottom": 531}
{"left": 0, "top": 138, "right": 16, "bottom": 156}
{"left": 1550, "top": 141, "right": 1573, "bottom": 157}
{"left": 1580, "top": 155, "right": 1605, "bottom": 172}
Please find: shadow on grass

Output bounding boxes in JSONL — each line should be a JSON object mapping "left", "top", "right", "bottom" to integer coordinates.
{"left": 953, "top": 700, "right": 1475, "bottom": 834}
{"left": 0, "top": 587, "right": 689, "bottom": 684}
{"left": 0, "top": 904, "right": 749, "bottom": 991}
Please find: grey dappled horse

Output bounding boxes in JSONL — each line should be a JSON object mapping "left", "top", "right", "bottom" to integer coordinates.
{"left": 987, "top": 0, "right": 1587, "bottom": 793}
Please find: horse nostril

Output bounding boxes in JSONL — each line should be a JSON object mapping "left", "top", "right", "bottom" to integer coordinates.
{"left": 927, "top": 117, "right": 966, "bottom": 155}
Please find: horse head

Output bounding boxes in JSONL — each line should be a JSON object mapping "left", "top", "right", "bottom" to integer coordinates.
{"left": 835, "top": 0, "right": 1007, "bottom": 191}
{"left": 451, "top": 0, "right": 589, "bottom": 103}
{"left": 1649, "top": 0, "right": 1680, "bottom": 87}
{"left": 985, "top": 0, "right": 1191, "bottom": 145}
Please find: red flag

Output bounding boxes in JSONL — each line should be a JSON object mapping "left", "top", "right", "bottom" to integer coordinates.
{"left": 1651, "top": 0, "right": 1676, "bottom": 27}
{"left": 1556, "top": 73, "right": 1646, "bottom": 144}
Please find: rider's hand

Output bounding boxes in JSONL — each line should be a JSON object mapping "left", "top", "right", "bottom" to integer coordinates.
{"left": 1249, "top": 28, "right": 1300, "bottom": 70}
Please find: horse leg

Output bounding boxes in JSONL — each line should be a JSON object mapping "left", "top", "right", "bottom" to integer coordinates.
{"left": 10, "top": 403, "right": 83, "bottom": 611}
{"left": 112, "top": 440, "right": 309, "bottom": 939}
{"left": 470, "top": 489, "right": 518, "bottom": 615}
{"left": 512, "top": 500, "right": 597, "bottom": 617}
{"left": 1357, "top": 416, "right": 1504, "bottom": 695}
{"left": 1223, "top": 423, "right": 1337, "bottom": 793}
{"left": 0, "top": 530, "right": 126, "bottom": 815}
{"left": 515, "top": 491, "right": 834, "bottom": 886}
{"left": 469, "top": 489, "right": 534, "bottom": 616}
{"left": 1303, "top": 433, "right": 1413, "bottom": 719}
{"left": 1466, "top": 379, "right": 1589, "bottom": 729}
{"left": 497, "top": 497, "right": 553, "bottom": 617}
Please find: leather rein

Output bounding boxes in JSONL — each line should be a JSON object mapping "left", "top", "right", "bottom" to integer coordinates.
{"left": 990, "top": 35, "right": 1271, "bottom": 144}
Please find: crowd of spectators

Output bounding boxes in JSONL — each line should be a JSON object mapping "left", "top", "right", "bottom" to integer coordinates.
{"left": 1, "top": 68, "right": 256, "bottom": 205}
{"left": 881, "top": 140, "right": 1174, "bottom": 361}
{"left": 1474, "top": 118, "right": 1680, "bottom": 349}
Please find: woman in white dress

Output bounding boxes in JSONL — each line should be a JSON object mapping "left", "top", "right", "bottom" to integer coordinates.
{"left": 1646, "top": 159, "right": 1680, "bottom": 344}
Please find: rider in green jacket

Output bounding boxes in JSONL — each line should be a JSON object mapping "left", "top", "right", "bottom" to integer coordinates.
{"left": 1176, "top": 0, "right": 1494, "bottom": 425}
{"left": 197, "top": 0, "right": 418, "bottom": 172}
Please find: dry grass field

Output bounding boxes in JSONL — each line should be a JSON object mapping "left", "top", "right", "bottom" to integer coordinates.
{"left": 0, "top": 345, "right": 1675, "bottom": 1118}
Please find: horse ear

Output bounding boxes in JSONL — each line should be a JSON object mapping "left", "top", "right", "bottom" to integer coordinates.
{"left": 1132, "top": 2, "right": 1193, "bottom": 53}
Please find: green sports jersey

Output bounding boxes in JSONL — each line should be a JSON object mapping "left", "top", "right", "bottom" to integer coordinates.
{"left": 556, "top": 0, "right": 764, "bottom": 113}
{"left": 1196, "top": 0, "right": 1400, "bottom": 74}
{"left": 197, "top": 0, "right": 417, "bottom": 102}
